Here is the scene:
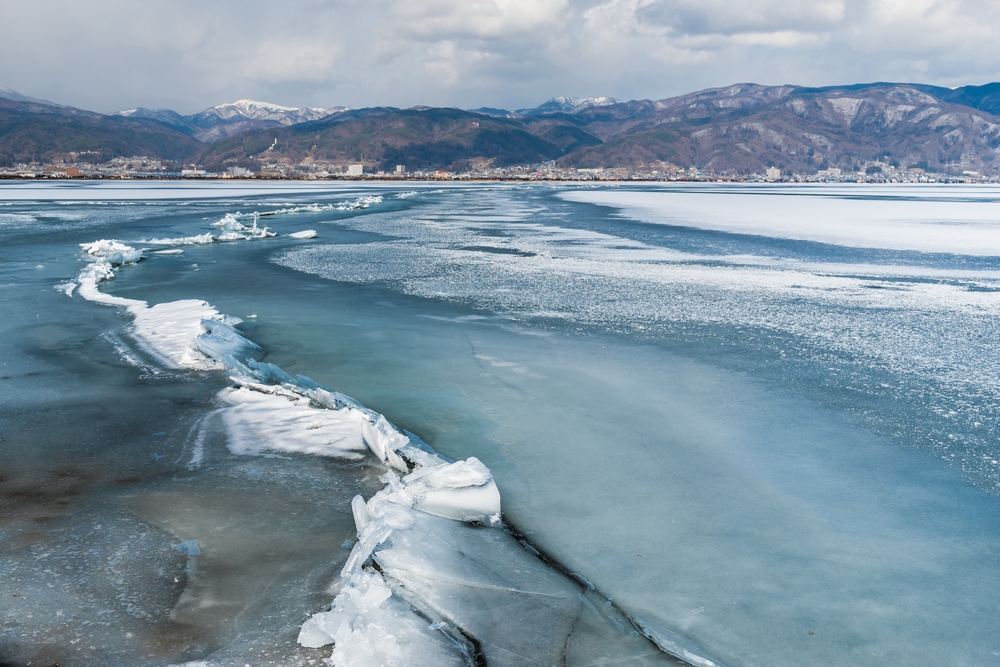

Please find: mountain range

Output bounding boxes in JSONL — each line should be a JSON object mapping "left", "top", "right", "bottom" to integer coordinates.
{"left": 4, "top": 84, "right": 1000, "bottom": 174}
{"left": 114, "top": 100, "right": 348, "bottom": 143}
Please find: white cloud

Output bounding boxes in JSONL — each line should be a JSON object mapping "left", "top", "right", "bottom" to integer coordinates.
{"left": 238, "top": 39, "right": 341, "bottom": 85}
{"left": 1, "top": 0, "right": 1000, "bottom": 113}
{"left": 635, "top": 0, "right": 846, "bottom": 36}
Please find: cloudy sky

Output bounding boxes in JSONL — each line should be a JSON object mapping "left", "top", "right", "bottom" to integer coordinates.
{"left": 3, "top": 0, "right": 1000, "bottom": 114}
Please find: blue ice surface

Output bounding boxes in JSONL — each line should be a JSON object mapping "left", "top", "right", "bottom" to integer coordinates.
{"left": 5, "top": 181, "right": 1000, "bottom": 667}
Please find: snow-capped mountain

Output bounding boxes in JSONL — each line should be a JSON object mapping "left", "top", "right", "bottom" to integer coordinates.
{"left": 116, "top": 107, "right": 195, "bottom": 130}
{"left": 0, "top": 86, "right": 62, "bottom": 107}
{"left": 115, "top": 99, "right": 349, "bottom": 143}
{"left": 518, "top": 96, "right": 621, "bottom": 115}
{"left": 188, "top": 99, "right": 342, "bottom": 127}
{"left": 185, "top": 100, "right": 348, "bottom": 142}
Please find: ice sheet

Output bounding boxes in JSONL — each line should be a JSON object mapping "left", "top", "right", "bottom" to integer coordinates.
{"left": 560, "top": 186, "right": 1000, "bottom": 255}
{"left": 272, "top": 186, "right": 1000, "bottom": 496}
{"left": 35, "top": 183, "right": 1000, "bottom": 667}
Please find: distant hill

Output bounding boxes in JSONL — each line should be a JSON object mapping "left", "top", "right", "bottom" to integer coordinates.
{"left": 0, "top": 97, "right": 203, "bottom": 166}
{"left": 195, "top": 107, "right": 565, "bottom": 171}
{"left": 0, "top": 87, "right": 63, "bottom": 107}
{"left": 552, "top": 83, "right": 1000, "bottom": 174}
{"left": 6, "top": 84, "right": 1000, "bottom": 173}
{"left": 909, "top": 82, "right": 1000, "bottom": 116}
{"left": 517, "top": 96, "right": 622, "bottom": 115}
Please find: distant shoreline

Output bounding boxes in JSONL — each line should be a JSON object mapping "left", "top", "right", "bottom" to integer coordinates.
{"left": 0, "top": 175, "right": 987, "bottom": 184}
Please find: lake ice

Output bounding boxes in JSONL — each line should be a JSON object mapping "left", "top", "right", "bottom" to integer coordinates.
{"left": 2, "top": 181, "right": 1000, "bottom": 666}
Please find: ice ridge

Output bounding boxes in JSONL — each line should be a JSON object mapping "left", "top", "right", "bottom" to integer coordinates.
{"left": 254, "top": 195, "right": 383, "bottom": 215}
{"left": 136, "top": 213, "right": 276, "bottom": 247}
{"left": 134, "top": 197, "right": 379, "bottom": 248}
{"left": 68, "top": 232, "right": 724, "bottom": 667}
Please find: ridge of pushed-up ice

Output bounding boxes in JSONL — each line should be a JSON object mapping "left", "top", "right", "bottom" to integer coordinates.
{"left": 73, "top": 240, "right": 264, "bottom": 371}
{"left": 131, "top": 300, "right": 260, "bottom": 370}
{"left": 218, "top": 386, "right": 369, "bottom": 458}
{"left": 69, "top": 234, "right": 701, "bottom": 667}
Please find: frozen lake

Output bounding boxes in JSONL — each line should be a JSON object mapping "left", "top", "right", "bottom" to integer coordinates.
{"left": 2, "top": 181, "right": 1000, "bottom": 666}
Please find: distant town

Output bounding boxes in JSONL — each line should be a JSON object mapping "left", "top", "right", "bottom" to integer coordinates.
{"left": 0, "top": 155, "right": 990, "bottom": 184}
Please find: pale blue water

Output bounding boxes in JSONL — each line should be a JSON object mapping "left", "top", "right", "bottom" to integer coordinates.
{"left": 2, "top": 181, "right": 1000, "bottom": 666}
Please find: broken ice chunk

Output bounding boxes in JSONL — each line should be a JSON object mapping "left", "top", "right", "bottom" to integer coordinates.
{"left": 174, "top": 540, "right": 201, "bottom": 556}
{"left": 352, "top": 494, "right": 370, "bottom": 532}
{"left": 375, "top": 510, "right": 580, "bottom": 667}
{"left": 361, "top": 415, "right": 410, "bottom": 472}
{"left": 298, "top": 571, "right": 466, "bottom": 665}
{"left": 404, "top": 457, "right": 501, "bottom": 523}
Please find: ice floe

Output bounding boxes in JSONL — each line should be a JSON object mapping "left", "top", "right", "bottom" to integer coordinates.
{"left": 174, "top": 540, "right": 201, "bottom": 556}
{"left": 212, "top": 213, "right": 276, "bottom": 241}
{"left": 54, "top": 281, "right": 77, "bottom": 296}
{"left": 80, "top": 239, "right": 145, "bottom": 265}
{"left": 143, "top": 232, "right": 215, "bottom": 245}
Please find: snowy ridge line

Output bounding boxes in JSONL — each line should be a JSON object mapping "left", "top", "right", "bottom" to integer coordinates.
{"left": 68, "top": 235, "right": 726, "bottom": 667}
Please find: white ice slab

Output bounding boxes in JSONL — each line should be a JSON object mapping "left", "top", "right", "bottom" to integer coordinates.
{"left": 217, "top": 386, "right": 368, "bottom": 458}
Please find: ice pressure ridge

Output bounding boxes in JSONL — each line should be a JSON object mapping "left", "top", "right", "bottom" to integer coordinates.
{"left": 68, "top": 234, "right": 725, "bottom": 667}
{"left": 141, "top": 212, "right": 276, "bottom": 246}
{"left": 138, "top": 195, "right": 380, "bottom": 246}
